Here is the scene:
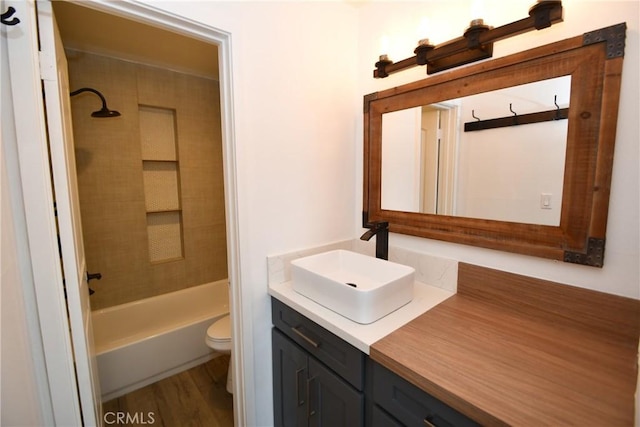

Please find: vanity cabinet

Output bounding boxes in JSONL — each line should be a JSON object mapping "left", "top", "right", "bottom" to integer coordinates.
{"left": 271, "top": 298, "right": 365, "bottom": 427}
{"left": 271, "top": 297, "right": 479, "bottom": 427}
{"left": 371, "top": 362, "right": 479, "bottom": 427}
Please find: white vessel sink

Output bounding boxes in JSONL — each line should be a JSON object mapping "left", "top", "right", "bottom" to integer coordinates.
{"left": 290, "top": 250, "right": 414, "bottom": 324}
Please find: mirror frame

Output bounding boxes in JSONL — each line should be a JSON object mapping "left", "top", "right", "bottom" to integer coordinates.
{"left": 363, "top": 24, "right": 626, "bottom": 267}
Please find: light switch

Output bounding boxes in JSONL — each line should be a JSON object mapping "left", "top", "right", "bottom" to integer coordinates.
{"left": 540, "top": 193, "right": 552, "bottom": 210}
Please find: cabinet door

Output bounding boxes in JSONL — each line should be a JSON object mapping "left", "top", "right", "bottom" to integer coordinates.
{"left": 273, "top": 329, "right": 308, "bottom": 427}
{"left": 308, "top": 357, "right": 364, "bottom": 427}
{"left": 372, "top": 405, "right": 403, "bottom": 427}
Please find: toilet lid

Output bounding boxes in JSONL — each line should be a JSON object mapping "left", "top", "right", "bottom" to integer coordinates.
{"left": 207, "top": 315, "right": 231, "bottom": 341}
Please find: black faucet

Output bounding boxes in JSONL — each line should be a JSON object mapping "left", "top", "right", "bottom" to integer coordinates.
{"left": 360, "top": 221, "right": 389, "bottom": 260}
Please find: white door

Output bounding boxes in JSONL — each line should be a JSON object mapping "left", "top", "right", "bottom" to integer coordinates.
{"left": 420, "top": 109, "right": 440, "bottom": 214}
{"left": 420, "top": 105, "right": 458, "bottom": 216}
{"left": 37, "top": 1, "right": 102, "bottom": 425}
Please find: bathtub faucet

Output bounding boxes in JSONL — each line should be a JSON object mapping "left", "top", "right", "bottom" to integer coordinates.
{"left": 360, "top": 221, "right": 389, "bottom": 260}
{"left": 87, "top": 271, "right": 102, "bottom": 295}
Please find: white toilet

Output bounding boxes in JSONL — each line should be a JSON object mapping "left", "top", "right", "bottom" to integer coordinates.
{"left": 205, "top": 314, "right": 233, "bottom": 394}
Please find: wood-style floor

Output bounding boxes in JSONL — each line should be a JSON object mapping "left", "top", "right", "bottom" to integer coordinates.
{"left": 102, "top": 355, "right": 234, "bottom": 426}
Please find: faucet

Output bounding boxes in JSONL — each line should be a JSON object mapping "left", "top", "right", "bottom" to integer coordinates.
{"left": 360, "top": 221, "right": 389, "bottom": 260}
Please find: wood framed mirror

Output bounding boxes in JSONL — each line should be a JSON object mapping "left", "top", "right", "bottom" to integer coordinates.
{"left": 363, "top": 23, "right": 626, "bottom": 267}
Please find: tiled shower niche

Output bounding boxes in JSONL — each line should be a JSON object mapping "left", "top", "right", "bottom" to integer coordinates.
{"left": 139, "top": 105, "right": 184, "bottom": 263}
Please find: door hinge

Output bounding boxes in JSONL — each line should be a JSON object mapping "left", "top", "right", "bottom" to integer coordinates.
{"left": 38, "top": 51, "right": 56, "bottom": 81}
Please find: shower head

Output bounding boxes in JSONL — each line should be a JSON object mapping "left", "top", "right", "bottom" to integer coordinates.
{"left": 70, "top": 87, "right": 121, "bottom": 118}
{"left": 91, "top": 106, "right": 122, "bottom": 118}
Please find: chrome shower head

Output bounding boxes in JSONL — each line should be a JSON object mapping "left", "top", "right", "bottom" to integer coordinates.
{"left": 70, "top": 87, "right": 121, "bottom": 118}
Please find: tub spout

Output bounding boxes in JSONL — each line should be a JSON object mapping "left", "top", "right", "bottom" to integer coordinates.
{"left": 87, "top": 271, "right": 101, "bottom": 296}
{"left": 360, "top": 221, "right": 389, "bottom": 260}
{"left": 87, "top": 272, "right": 102, "bottom": 281}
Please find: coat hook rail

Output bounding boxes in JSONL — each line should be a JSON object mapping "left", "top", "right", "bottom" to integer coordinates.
{"left": 1, "top": 6, "right": 20, "bottom": 26}
{"left": 464, "top": 107, "right": 568, "bottom": 132}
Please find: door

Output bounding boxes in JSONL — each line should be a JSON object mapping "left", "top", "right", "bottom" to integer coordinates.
{"left": 272, "top": 329, "right": 364, "bottom": 427}
{"left": 37, "top": 1, "right": 102, "bottom": 425}
{"left": 420, "top": 105, "right": 458, "bottom": 216}
{"left": 308, "top": 357, "right": 364, "bottom": 427}
{"left": 420, "top": 108, "right": 440, "bottom": 214}
{"left": 273, "top": 329, "right": 308, "bottom": 427}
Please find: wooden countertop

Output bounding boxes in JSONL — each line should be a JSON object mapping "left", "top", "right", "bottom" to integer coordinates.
{"left": 371, "top": 263, "right": 640, "bottom": 426}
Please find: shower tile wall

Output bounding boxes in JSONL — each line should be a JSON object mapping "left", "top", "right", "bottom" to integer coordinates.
{"left": 67, "top": 51, "right": 227, "bottom": 309}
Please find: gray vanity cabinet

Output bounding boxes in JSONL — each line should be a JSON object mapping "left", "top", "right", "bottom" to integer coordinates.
{"left": 271, "top": 297, "right": 479, "bottom": 427}
{"left": 272, "top": 298, "right": 365, "bottom": 427}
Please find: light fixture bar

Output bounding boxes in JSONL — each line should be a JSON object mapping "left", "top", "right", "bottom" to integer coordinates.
{"left": 374, "top": 0, "right": 563, "bottom": 78}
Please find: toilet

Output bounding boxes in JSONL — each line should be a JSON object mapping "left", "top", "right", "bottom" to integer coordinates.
{"left": 205, "top": 314, "right": 233, "bottom": 394}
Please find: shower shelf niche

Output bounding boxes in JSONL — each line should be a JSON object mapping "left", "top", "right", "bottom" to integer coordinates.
{"left": 139, "top": 105, "right": 184, "bottom": 263}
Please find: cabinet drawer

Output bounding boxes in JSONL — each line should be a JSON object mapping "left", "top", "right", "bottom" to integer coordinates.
{"left": 372, "top": 405, "right": 403, "bottom": 427}
{"left": 373, "top": 362, "right": 479, "bottom": 427}
{"left": 271, "top": 298, "right": 365, "bottom": 390}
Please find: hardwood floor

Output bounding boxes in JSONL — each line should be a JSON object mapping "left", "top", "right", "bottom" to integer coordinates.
{"left": 102, "top": 355, "right": 234, "bottom": 426}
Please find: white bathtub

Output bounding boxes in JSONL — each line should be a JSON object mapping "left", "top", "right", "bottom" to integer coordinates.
{"left": 91, "top": 280, "right": 229, "bottom": 401}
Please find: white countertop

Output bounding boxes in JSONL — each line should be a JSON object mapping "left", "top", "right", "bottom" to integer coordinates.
{"left": 268, "top": 280, "right": 454, "bottom": 354}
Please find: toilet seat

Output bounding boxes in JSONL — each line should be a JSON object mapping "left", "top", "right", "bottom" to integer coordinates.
{"left": 206, "top": 314, "right": 231, "bottom": 352}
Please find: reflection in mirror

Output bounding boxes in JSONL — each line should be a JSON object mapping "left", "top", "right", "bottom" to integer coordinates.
{"left": 381, "top": 76, "right": 571, "bottom": 226}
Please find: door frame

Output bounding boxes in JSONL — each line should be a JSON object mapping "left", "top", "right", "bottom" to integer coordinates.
{"left": 6, "top": 1, "right": 82, "bottom": 423}
{"left": 6, "top": 0, "right": 245, "bottom": 424}
{"left": 38, "top": 1, "right": 103, "bottom": 424}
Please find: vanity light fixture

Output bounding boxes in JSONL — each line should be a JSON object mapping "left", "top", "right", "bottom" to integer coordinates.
{"left": 374, "top": 0, "right": 563, "bottom": 78}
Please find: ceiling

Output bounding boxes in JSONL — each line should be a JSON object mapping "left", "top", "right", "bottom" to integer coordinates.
{"left": 52, "top": 1, "right": 219, "bottom": 80}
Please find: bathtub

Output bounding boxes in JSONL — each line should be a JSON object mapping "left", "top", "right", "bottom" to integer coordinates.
{"left": 91, "top": 280, "right": 229, "bottom": 401}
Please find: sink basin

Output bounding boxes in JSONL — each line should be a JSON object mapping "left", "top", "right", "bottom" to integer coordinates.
{"left": 291, "top": 250, "right": 414, "bottom": 324}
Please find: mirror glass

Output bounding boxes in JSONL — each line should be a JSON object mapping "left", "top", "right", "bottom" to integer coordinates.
{"left": 381, "top": 76, "right": 571, "bottom": 226}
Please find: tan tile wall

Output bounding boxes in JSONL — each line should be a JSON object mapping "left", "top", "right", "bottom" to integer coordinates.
{"left": 67, "top": 51, "right": 227, "bottom": 309}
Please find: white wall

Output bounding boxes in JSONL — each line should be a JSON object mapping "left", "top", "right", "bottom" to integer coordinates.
{"left": 1, "top": 26, "right": 50, "bottom": 426}
{"left": 357, "top": 0, "right": 640, "bottom": 300}
{"left": 382, "top": 107, "right": 422, "bottom": 211}
{"left": 455, "top": 77, "right": 570, "bottom": 225}
{"left": 0, "top": 153, "right": 47, "bottom": 427}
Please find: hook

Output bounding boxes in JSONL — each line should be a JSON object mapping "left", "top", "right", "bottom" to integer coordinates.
{"left": 554, "top": 95, "right": 560, "bottom": 120}
{"left": 1, "top": 6, "right": 20, "bottom": 26}
{"left": 472, "top": 109, "right": 481, "bottom": 121}
{"left": 509, "top": 103, "right": 518, "bottom": 125}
